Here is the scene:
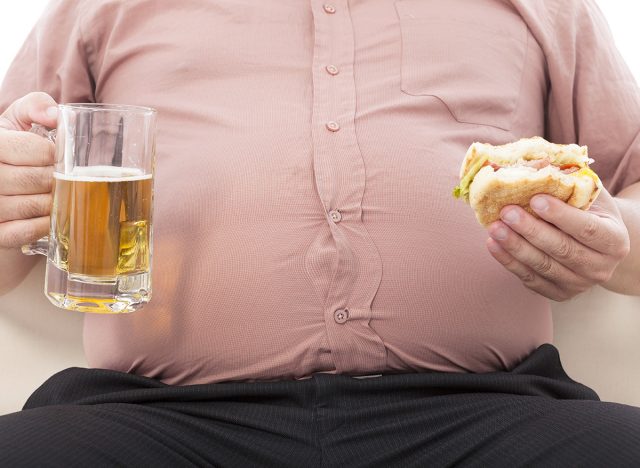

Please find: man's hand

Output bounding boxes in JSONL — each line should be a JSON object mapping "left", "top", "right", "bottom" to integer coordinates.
{"left": 485, "top": 189, "right": 630, "bottom": 301}
{"left": 0, "top": 92, "right": 58, "bottom": 249}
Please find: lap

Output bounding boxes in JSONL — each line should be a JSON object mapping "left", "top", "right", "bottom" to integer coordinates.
{"left": 0, "top": 404, "right": 207, "bottom": 466}
{"left": 324, "top": 391, "right": 640, "bottom": 467}
{"left": 2, "top": 346, "right": 640, "bottom": 467}
{"left": 0, "top": 370, "right": 319, "bottom": 467}
{"left": 3, "top": 388, "right": 639, "bottom": 468}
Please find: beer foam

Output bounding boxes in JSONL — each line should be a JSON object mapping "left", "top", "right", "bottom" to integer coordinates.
{"left": 54, "top": 165, "right": 151, "bottom": 182}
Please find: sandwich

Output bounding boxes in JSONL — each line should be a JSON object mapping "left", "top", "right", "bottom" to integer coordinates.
{"left": 453, "top": 136, "right": 602, "bottom": 226}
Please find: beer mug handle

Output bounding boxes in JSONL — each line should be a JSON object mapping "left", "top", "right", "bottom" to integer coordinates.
{"left": 21, "top": 124, "right": 57, "bottom": 257}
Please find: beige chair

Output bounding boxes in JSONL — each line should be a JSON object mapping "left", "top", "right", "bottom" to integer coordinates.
{"left": 0, "top": 260, "right": 86, "bottom": 415}
{"left": 552, "top": 287, "right": 640, "bottom": 406}
{"left": 1, "top": 259, "right": 639, "bottom": 416}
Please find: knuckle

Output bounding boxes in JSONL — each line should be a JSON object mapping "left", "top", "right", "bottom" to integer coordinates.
{"left": 22, "top": 92, "right": 52, "bottom": 112}
{"left": 521, "top": 220, "right": 540, "bottom": 239}
{"left": 500, "top": 231, "right": 519, "bottom": 251}
{"left": 32, "top": 91, "right": 55, "bottom": 104}
{"left": 532, "top": 254, "right": 554, "bottom": 275}
{"left": 519, "top": 269, "right": 537, "bottom": 285}
{"left": 552, "top": 236, "right": 575, "bottom": 260}
{"left": 502, "top": 256, "right": 519, "bottom": 271}
{"left": 590, "top": 268, "right": 614, "bottom": 284}
{"left": 580, "top": 216, "right": 599, "bottom": 241}
{"left": 26, "top": 91, "right": 50, "bottom": 101}
{"left": 572, "top": 278, "right": 593, "bottom": 292}
{"left": 615, "top": 238, "right": 631, "bottom": 260}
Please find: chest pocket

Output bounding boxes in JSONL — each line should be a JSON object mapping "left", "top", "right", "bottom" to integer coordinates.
{"left": 395, "top": 0, "right": 528, "bottom": 131}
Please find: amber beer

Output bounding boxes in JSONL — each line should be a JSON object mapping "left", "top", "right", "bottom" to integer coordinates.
{"left": 50, "top": 166, "right": 153, "bottom": 279}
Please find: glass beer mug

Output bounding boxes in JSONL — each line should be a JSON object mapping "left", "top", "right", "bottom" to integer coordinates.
{"left": 23, "top": 103, "right": 157, "bottom": 313}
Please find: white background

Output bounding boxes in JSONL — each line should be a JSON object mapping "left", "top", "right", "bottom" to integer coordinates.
{"left": 0, "top": 1, "right": 639, "bottom": 84}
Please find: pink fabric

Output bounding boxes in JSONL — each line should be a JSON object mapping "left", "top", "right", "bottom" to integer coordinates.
{"left": 2, "top": 0, "right": 639, "bottom": 384}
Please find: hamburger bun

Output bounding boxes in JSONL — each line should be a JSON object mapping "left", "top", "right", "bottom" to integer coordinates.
{"left": 454, "top": 137, "right": 602, "bottom": 226}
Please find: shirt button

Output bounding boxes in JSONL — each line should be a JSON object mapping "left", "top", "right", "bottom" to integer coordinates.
{"left": 325, "top": 64, "right": 339, "bottom": 76}
{"left": 329, "top": 210, "right": 342, "bottom": 223}
{"left": 326, "top": 121, "right": 340, "bottom": 132}
{"left": 323, "top": 4, "right": 336, "bottom": 14}
{"left": 334, "top": 308, "right": 349, "bottom": 324}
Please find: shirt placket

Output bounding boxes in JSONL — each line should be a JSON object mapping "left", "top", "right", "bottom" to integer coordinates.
{"left": 310, "top": 0, "right": 386, "bottom": 374}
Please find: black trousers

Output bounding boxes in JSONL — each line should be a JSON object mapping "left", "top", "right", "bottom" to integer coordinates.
{"left": 1, "top": 344, "right": 640, "bottom": 467}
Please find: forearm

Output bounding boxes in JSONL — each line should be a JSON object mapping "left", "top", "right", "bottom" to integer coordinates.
{"left": 603, "top": 182, "right": 640, "bottom": 295}
{"left": 0, "top": 247, "right": 39, "bottom": 297}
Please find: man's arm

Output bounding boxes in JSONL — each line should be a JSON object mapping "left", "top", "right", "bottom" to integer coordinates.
{"left": 485, "top": 2, "right": 640, "bottom": 300}
{"left": 604, "top": 181, "right": 640, "bottom": 295}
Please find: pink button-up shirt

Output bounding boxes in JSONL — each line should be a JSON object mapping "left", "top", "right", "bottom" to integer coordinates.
{"left": 2, "top": 0, "right": 639, "bottom": 384}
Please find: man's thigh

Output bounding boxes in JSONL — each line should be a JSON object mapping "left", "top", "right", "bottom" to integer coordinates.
{"left": 0, "top": 402, "right": 318, "bottom": 467}
{"left": 323, "top": 392, "right": 640, "bottom": 467}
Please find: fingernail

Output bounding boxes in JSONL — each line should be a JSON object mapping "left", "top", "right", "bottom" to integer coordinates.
{"left": 531, "top": 196, "right": 549, "bottom": 213}
{"left": 489, "top": 226, "right": 508, "bottom": 241}
{"left": 45, "top": 106, "right": 58, "bottom": 119}
{"left": 502, "top": 209, "right": 520, "bottom": 225}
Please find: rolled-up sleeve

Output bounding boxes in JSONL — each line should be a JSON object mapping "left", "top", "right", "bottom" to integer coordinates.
{"left": 543, "top": 0, "right": 640, "bottom": 194}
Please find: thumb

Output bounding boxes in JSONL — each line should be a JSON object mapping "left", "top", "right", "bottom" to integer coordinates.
{"left": 0, "top": 92, "right": 58, "bottom": 131}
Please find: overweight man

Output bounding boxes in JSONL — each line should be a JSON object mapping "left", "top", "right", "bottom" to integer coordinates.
{"left": 0, "top": 0, "right": 639, "bottom": 466}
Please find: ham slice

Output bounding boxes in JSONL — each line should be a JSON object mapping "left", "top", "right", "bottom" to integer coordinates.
{"left": 522, "top": 157, "right": 551, "bottom": 169}
{"left": 482, "top": 156, "right": 578, "bottom": 174}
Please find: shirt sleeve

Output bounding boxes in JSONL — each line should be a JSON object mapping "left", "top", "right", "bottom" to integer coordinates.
{"left": 545, "top": 0, "right": 640, "bottom": 195}
{"left": 0, "top": 0, "right": 94, "bottom": 113}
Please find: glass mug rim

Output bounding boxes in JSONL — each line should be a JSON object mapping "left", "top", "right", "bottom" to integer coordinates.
{"left": 59, "top": 102, "right": 157, "bottom": 116}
